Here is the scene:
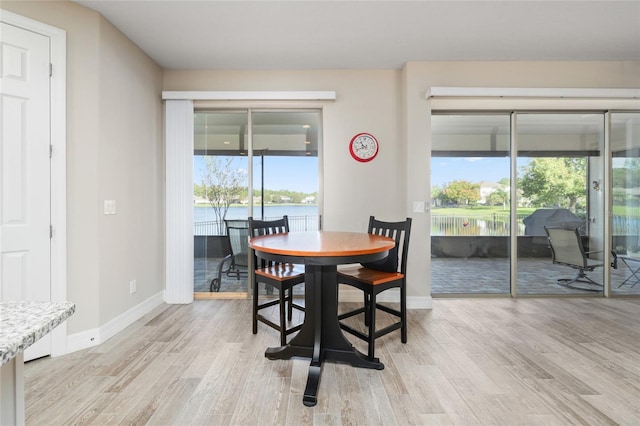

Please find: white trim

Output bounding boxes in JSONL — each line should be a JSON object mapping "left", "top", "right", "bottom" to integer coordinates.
{"left": 165, "top": 100, "right": 195, "bottom": 304}
{"left": 66, "top": 291, "right": 165, "bottom": 353}
{"left": 426, "top": 87, "right": 640, "bottom": 99}
{"left": 66, "top": 327, "right": 101, "bottom": 355}
{"left": 1, "top": 10, "right": 68, "bottom": 357}
{"left": 162, "top": 91, "right": 336, "bottom": 101}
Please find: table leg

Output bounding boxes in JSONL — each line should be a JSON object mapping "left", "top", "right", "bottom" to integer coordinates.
{"left": 0, "top": 353, "right": 25, "bottom": 426}
{"left": 265, "top": 264, "right": 383, "bottom": 407}
{"left": 303, "top": 266, "right": 323, "bottom": 406}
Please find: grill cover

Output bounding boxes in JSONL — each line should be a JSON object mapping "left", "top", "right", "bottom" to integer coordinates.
{"left": 523, "top": 208, "right": 584, "bottom": 236}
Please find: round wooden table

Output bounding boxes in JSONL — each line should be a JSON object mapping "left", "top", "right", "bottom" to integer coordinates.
{"left": 249, "top": 231, "right": 395, "bottom": 407}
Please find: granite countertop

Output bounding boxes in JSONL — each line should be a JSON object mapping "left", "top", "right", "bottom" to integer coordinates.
{"left": 0, "top": 301, "right": 75, "bottom": 365}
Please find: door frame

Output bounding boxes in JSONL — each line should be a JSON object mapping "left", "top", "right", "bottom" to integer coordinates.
{"left": 1, "top": 10, "right": 67, "bottom": 356}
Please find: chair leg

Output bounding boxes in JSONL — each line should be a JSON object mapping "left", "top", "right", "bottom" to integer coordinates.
{"left": 401, "top": 284, "right": 407, "bottom": 344}
{"left": 279, "top": 286, "right": 287, "bottom": 346}
{"left": 287, "top": 288, "right": 293, "bottom": 321}
{"left": 252, "top": 279, "right": 259, "bottom": 335}
{"left": 363, "top": 293, "right": 370, "bottom": 326}
{"left": 368, "top": 292, "right": 376, "bottom": 360}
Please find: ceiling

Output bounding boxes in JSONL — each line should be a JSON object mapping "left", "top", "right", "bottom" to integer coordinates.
{"left": 74, "top": 0, "right": 640, "bottom": 70}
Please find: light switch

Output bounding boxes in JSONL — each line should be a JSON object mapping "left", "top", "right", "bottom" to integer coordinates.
{"left": 412, "top": 201, "right": 425, "bottom": 213}
{"left": 104, "top": 200, "right": 116, "bottom": 215}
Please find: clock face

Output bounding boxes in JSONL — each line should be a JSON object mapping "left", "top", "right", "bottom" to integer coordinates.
{"left": 349, "top": 133, "right": 379, "bottom": 162}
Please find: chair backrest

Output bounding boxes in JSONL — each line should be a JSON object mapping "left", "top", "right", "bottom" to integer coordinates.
{"left": 224, "top": 219, "right": 249, "bottom": 257}
{"left": 368, "top": 216, "right": 412, "bottom": 274}
{"left": 248, "top": 216, "right": 290, "bottom": 237}
{"left": 544, "top": 226, "right": 587, "bottom": 268}
{"left": 248, "top": 216, "right": 290, "bottom": 268}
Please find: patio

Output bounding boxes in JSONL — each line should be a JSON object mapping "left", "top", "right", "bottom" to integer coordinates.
{"left": 195, "top": 256, "right": 640, "bottom": 296}
{"left": 431, "top": 257, "right": 640, "bottom": 296}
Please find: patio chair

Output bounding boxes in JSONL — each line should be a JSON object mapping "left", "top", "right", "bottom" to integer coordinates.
{"left": 544, "top": 226, "right": 617, "bottom": 291}
{"left": 337, "top": 216, "right": 412, "bottom": 361}
{"left": 249, "top": 216, "right": 305, "bottom": 346}
{"left": 209, "top": 219, "right": 249, "bottom": 292}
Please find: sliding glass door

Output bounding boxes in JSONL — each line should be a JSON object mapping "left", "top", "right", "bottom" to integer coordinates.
{"left": 516, "top": 113, "right": 605, "bottom": 295}
{"left": 431, "top": 114, "right": 512, "bottom": 294}
{"left": 251, "top": 110, "right": 320, "bottom": 230}
{"left": 431, "top": 112, "right": 609, "bottom": 296}
{"left": 611, "top": 112, "right": 640, "bottom": 295}
{"left": 193, "top": 109, "right": 321, "bottom": 296}
{"left": 193, "top": 111, "right": 249, "bottom": 294}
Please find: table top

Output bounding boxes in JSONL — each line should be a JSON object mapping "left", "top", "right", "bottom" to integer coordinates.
{"left": 248, "top": 231, "right": 395, "bottom": 257}
{"left": 0, "top": 301, "right": 75, "bottom": 366}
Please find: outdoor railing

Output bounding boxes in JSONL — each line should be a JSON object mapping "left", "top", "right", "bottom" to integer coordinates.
{"left": 431, "top": 212, "right": 528, "bottom": 236}
{"left": 194, "top": 214, "right": 321, "bottom": 236}
{"left": 196, "top": 213, "right": 640, "bottom": 237}
{"left": 432, "top": 213, "right": 640, "bottom": 237}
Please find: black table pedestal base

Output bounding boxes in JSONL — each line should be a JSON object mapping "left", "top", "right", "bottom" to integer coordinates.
{"left": 264, "top": 264, "right": 384, "bottom": 406}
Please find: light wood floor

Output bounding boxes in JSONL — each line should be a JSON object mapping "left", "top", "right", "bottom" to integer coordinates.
{"left": 25, "top": 298, "right": 640, "bottom": 425}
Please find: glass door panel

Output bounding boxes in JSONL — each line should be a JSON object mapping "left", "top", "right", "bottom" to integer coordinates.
{"left": 193, "top": 111, "right": 249, "bottom": 294}
{"left": 250, "top": 110, "right": 321, "bottom": 297}
{"left": 516, "top": 113, "right": 605, "bottom": 295}
{"left": 431, "top": 114, "right": 511, "bottom": 295}
{"left": 250, "top": 110, "right": 321, "bottom": 229}
{"left": 611, "top": 112, "right": 640, "bottom": 295}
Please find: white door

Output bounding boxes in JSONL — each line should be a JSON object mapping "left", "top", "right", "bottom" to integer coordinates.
{"left": 0, "top": 22, "right": 52, "bottom": 360}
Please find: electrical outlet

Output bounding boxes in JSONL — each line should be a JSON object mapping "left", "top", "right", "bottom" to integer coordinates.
{"left": 104, "top": 200, "right": 116, "bottom": 215}
{"left": 129, "top": 279, "right": 137, "bottom": 294}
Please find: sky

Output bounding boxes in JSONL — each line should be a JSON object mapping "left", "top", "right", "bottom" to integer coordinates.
{"left": 431, "top": 157, "right": 534, "bottom": 188}
{"left": 194, "top": 155, "right": 318, "bottom": 194}
{"left": 195, "top": 155, "right": 528, "bottom": 194}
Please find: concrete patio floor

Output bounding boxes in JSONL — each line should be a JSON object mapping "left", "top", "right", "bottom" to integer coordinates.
{"left": 194, "top": 256, "right": 640, "bottom": 296}
{"left": 431, "top": 257, "right": 640, "bottom": 296}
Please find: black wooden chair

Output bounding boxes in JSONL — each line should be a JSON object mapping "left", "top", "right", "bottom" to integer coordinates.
{"left": 249, "top": 216, "right": 305, "bottom": 345}
{"left": 337, "top": 216, "right": 412, "bottom": 361}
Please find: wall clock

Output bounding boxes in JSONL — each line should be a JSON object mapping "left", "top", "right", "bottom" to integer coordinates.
{"left": 349, "top": 132, "right": 379, "bottom": 162}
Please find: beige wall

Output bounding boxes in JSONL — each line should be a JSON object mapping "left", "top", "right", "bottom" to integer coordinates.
{"left": 97, "top": 14, "right": 164, "bottom": 324}
{"left": 166, "top": 62, "right": 640, "bottom": 300}
{"left": 2, "top": 1, "right": 165, "bottom": 334}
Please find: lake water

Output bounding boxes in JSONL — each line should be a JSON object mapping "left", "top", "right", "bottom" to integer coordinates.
{"left": 194, "top": 204, "right": 318, "bottom": 221}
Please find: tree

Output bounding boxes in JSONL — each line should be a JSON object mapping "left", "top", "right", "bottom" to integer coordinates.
{"left": 518, "top": 157, "right": 586, "bottom": 211}
{"left": 431, "top": 185, "right": 443, "bottom": 207}
{"left": 612, "top": 158, "right": 640, "bottom": 189}
{"left": 487, "top": 187, "right": 509, "bottom": 208}
{"left": 441, "top": 180, "right": 480, "bottom": 205}
{"left": 201, "top": 157, "right": 247, "bottom": 234}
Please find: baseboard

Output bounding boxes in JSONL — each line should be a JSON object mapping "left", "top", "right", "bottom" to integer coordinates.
{"left": 65, "top": 290, "right": 165, "bottom": 355}
{"left": 338, "top": 287, "right": 432, "bottom": 309}
{"left": 66, "top": 327, "right": 100, "bottom": 354}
